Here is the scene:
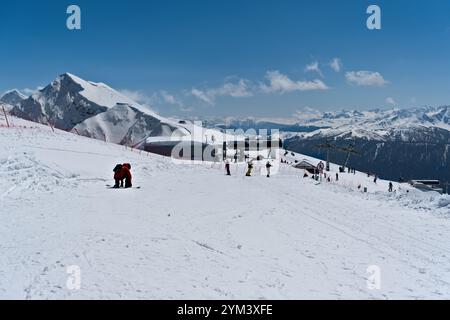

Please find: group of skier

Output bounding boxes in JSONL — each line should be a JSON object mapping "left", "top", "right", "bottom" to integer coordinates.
{"left": 112, "top": 163, "right": 133, "bottom": 188}
{"left": 224, "top": 158, "right": 273, "bottom": 178}
{"left": 303, "top": 161, "right": 395, "bottom": 193}
{"left": 113, "top": 158, "right": 395, "bottom": 193}
{"left": 245, "top": 160, "right": 273, "bottom": 177}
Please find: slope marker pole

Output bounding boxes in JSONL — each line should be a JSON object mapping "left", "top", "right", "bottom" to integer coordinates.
{"left": 2, "top": 106, "right": 10, "bottom": 128}
{"left": 44, "top": 116, "right": 55, "bottom": 132}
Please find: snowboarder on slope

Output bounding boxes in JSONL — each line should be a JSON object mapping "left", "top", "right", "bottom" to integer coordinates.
{"left": 266, "top": 161, "right": 272, "bottom": 178}
{"left": 225, "top": 159, "right": 231, "bottom": 176}
{"left": 388, "top": 182, "right": 393, "bottom": 192}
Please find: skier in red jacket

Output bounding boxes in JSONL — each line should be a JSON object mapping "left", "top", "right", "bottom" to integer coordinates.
{"left": 121, "top": 163, "right": 132, "bottom": 188}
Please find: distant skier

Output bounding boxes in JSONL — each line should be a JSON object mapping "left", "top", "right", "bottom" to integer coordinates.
{"left": 317, "top": 161, "right": 325, "bottom": 174}
{"left": 113, "top": 164, "right": 124, "bottom": 188}
{"left": 317, "top": 161, "right": 325, "bottom": 181}
{"left": 225, "top": 159, "right": 231, "bottom": 176}
{"left": 374, "top": 175, "right": 378, "bottom": 184}
{"left": 234, "top": 152, "right": 238, "bottom": 163}
{"left": 245, "top": 161, "right": 254, "bottom": 177}
{"left": 335, "top": 173, "right": 339, "bottom": 181}
{"left": 389, "top": 182, "right": 393, "bottom": 192}
{"left": 266, "top": 161, "right": 272, "bottom": 178}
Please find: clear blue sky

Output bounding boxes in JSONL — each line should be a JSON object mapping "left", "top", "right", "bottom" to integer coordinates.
{"left": 1, "top": 0, "right": 450, "bottom": 118}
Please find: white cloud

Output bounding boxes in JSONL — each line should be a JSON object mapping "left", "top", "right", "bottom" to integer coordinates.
{"left": 261, "top": 70, "right": 328, "bottom": 94}
{"left": 293, "top": 107, "right": 323, "bottom": 121}
{"left": 159, "top": 90, "right": 193, "bottom": 112}
{"left": 22, "top": 86, "right": 44, "bottom": 96}
{"left": 386, "top": 97, "right": 396, "bottom": 106}
{"left": 191, "top": 79, "right": 253, "bottom": 105}
{"left": 120, "top": 89, "right": 193, "bottom": 112}
{"left": 118, "top": 89, "right": 154, "bottom": 105}
{"left": 192, "top": 88, "right": 214, "bottom": 104}
{"left": 160, "top": 90, "right": 182, "bottom": 106}
{"left": 217, "top": 80, "right": 253, "bottom": 98}
{"left": 329, "top": 58, "right": 342, "bottom": 72}
{"left": 305, "top": 61, "right": 323, "bottom": 76}
{"left": 345, "top": 71, "right": 388, "bottom": 87}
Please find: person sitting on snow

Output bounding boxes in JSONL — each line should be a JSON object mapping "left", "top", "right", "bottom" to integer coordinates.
{"left": 121, "top": 163, "right": 133, "bottom": 188}
{"left": 113, "top": 163, "right": 132, "bottom": 188}
{"left": 113, "top": 164, "right": 124, "bottom": 188}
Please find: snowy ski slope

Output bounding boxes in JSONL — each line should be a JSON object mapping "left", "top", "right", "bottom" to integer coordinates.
{"left": 1, "top": 116, "right": 450, "bottom": 299}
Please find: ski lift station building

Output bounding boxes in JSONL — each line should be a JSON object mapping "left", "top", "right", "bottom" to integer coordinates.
{"left": 294, "top": 160, "right": 317, "bottom": 174}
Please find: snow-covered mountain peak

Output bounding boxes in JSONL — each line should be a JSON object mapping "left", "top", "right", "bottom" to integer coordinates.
{"left": 10, "top": 73, "right": 196, "bottom": 145}
{"left": 56, "top": 73, "right": 139, "bottom": 109}
{"left": 11, "top": 73, "right": 164, "bottom": 131}
{"left": 0, "top": 89, "right": 27, "bottom": 106}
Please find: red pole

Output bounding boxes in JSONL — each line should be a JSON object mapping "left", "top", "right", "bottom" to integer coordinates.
{"left": 2, "top": 106, "right": 10, "bottom": 127}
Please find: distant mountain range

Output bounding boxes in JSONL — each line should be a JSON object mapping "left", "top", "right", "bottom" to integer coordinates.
{"left": 205, "top": 107, "right": 450, "bottom": 139}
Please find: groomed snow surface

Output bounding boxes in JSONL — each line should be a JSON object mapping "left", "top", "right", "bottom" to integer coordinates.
{"left": 1, "top": 116, "right": 450, "bottom": 299}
